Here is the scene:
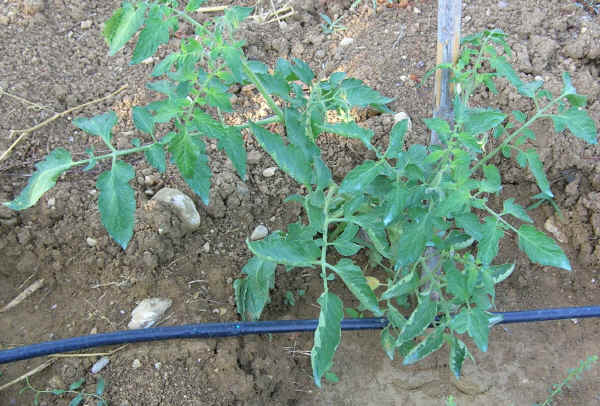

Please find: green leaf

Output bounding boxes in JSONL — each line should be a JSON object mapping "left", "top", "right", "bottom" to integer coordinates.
{"left": 561, "top": 73, "right": 587, "bottom": 107}
{"left": 152, "top": 53, "right": 178, "bottom": 77}
{"left": 340, "top": 78, "right": 394, "bottom": 108}
{"left": 4, "top": 149, "right": 73, "bottom": 210}
{"left": 397, "top": 296, "right": 437, "bottom": 343}
{"left": 488, "top": 263, "right": 515, "bottom": 283}
{"left": 324, "top": 371, "right": 339, "bottom": 383}
{"left": 454, "top": 213, "right": 485, "bottom": 241}
{"left": 502, "top": 198, "right": 532, "bottom": 222}
{"left": 480, "top": 165, "right": 501, "bottom": 193}
{"left": 512, "top": 110, "right": 526, "bottom": 123}
{"left": 381, "top": 328, "right": 396, "bottom": 360}
{"left": 247, "top": 233, "right": 319, "bottom": 267}
{"left": 103, "top": 2, "right": 148, "bottom": 55}
{"left": 131, "top": 8, "right": 170, "bottom": 64}
{"left": 477, "top": 217, "right": 503, "bottom": 265}
{"left": 383, "top": 183, "right": 408, "bottom": 226}
{"left": 290, "top": 58, "right": 314, "bottom": 85}
{"left": 524, "top": 149, "right": 553, "bottom": 198}
{"left": 234, "top": 257, "right": 277, "bottom": 321}
{"left": 339, "top": 161, "right": 384, "bottom": 194}
{"left": 321, "top": 121, "right": 373, "bottom": 150}
{"left": 517, "top": 80, "right": 544, "bottom": 98}
{"left": 96, "top": 376, "right": 105, "bottom": 395}
{"left": 51, "top": 389, "right": 66, "bottom": 395}
{"left": 403, "top": 325, "right": 445, "bottom": 365}
{"left": 462, "top": 108, "right": 506, "bottom": 135}
{"left": 449, "top": 336, "right": 468, "bottom": 379}
{"left": 489, "top": 55, "right": 522, "bottom": 88}
{"left": 386, "top": 118, "right": 408, "bottom": 157}
{"left": 168, "top": 130, "right": 211, "bottom": 204}
{"left": 446, "top": 262, "right": 469, "bottom": 301}
{"left": 186, "top": 0, "right": 206, "bottom": 12}
{"left": 222, "top": 45, "right": 244, "bottom": 83}
{"left": 517, "top": 225, "right": 571, "bottom": 270}
{"left": 69, "top": 378, "right": 85, "bottom": 391}
{"left": 381, "top": 271, "right": 418, "bottom": 300}
{"left": 97, "top": 160, "right": 136, "bottom": 249}
{"left": 144, "top": 144, "right": 166, "bottom": 174}
{"left": 73, "top": 111, "right": 118, "bottom": 147}
{"left": 552, "top": 108, "right": 597, "bottom": 145}
{"left": 451, "top": 308, "right": 492, "bottom": 352}
{"left": 132, "top": 106, "right": 155, "bottom": 135}
{"left": 332, "top": 240, "right": 361, "bottom": 256}
{"left": 330, "top": 258, "right": 383, "bottom": 316}
{"left": 311, "top": 292, "right": 343, "bottom": 388}
{"left": 69, "top": 394, "right": 84, "bottom": 406}
{"left": 206, "top": 87, "right": 233, "bottom": 112}
{"left": 395, "top": 216, "right": 430, "bottom": 267}
{"left": 249, "top": 122, "right": 312, "bottom": 185}
{"left": 424, "top": 118, "right": 451, "bottom": 136}
{"left": 217, "top": 127, "right": 246, "bottom": 180}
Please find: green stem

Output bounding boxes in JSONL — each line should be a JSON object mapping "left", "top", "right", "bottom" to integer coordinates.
{"left": 241, "top": 61, "right": 284, "bottom": 120}
{"left": 72, "top": 143, "right": 155, "bottom": 168}
{"left": 471, "top": 95, "right": 563, "bottom": 174}
{"left": 320, "top": 185, "right": 338, "bottom": 291}
{"left": 482, "top": 203, "right": 518, "bottom": 234}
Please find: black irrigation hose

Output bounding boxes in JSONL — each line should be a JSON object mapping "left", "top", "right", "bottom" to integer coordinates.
{"left": 1, "top": 306, "right": 600, "bottom": 365}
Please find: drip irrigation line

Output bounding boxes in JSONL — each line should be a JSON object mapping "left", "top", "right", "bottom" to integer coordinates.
{"left": 1, "top": 306, "right": 599, "bottom": 365}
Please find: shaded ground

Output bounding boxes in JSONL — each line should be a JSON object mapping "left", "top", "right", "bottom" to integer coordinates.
{"left": 1, "top": 0, "right": 599, "bottom": 405}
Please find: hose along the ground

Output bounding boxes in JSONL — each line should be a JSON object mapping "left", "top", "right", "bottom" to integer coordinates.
{"left": 1, "top": 306, "right": 600, "bottom": 364}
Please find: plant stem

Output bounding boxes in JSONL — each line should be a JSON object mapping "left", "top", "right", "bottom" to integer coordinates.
{"left": 72, "top": 143, "right": 155, "bottom": 168}
{"left": 241, "top": 61, "right": 285, "bottom": 120}
{"left": 471, "top": 95, "right": 563, "bottom": 174}
{"left": 320, "top": 186, "right": 337, "bottom": 291}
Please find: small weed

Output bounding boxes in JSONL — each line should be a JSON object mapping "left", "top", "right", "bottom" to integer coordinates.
{"left": 319, "top": 13, "right": 346, "bottom": 35}
{"left": 284, "top": 289, "right": 305, "bottom": 306}
{"left": 20, "top": 376, "right": 107, "bottom": 406}
{"left": 536, "top": 355, "right": 598, "bottom": 406}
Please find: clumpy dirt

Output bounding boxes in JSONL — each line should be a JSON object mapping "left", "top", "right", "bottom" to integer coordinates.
{"left": 1, "top": 0, "right": 599, "bottom": 405}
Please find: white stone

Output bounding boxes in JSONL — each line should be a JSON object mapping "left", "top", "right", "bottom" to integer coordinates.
{"left": 151, "top": 188, "right": 201, "bottom": 232}
{"left": 91, "top": 357, "right": 110, "bottom": 374}
{"left": 128, "top": 298, "right": 172, "bottom": 329}
{"left": 250, "top": 225, "right": 269, "bottom": 241}
{"left": 86, "top": 237, "right": 97, "bottom": 247}
{"left": 393, "top": 112, "right": 412, "bottom": 131}
{"left": 262, "top": 167, "right": 277, "bottom": 177}
{"left": 340, "top": 37, "right": 354, "bottom": 47}
{"left": 80, "top": 20, "right": 92, "bottom": 30}
{"left": 544, "top": 217, "right": 567, "bottom": 243}
{"left": 132, "top": 359, "right": 142, "bottom": 369}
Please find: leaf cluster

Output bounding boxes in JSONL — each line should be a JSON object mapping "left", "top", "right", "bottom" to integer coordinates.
{"left": 20, "top": 376, "right": 107, "bottom": 406}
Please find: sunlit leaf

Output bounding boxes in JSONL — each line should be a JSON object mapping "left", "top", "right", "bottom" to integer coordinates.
{"left": 311, "top": 292, "right": 343, "bottom": 387}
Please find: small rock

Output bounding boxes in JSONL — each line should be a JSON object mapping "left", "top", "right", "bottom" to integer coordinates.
{"left": 24, "top": 0, "right": 45, "bottom": 15}
{"left": 463, "top": 15, "right": 471, "bottom": 24}
{"left": 144, "top": 175, "right": 158, "bottom": 186}
{"left": 154, "top": 362, "right": 161, "bottom": 370}
{"left": 141, "top": 57, "right": 154, "bottom": 64}
{"left": 413, "top": 7, "right": 421, "bottom": 14}
{"left": 250, "top": 224, "right": 269, "bottom": 241}
{"left": 132, "top": 359, "right": 142, "bottom": 369}
{"left": 393, "top": 112, "right": 412, "bottom": 130}
{"left": 340, "top": 37, "right": 354, "bottom": 47}
{"left": 47, "top": 197, "right": 56, "bottom": 208}
{"left": 80, "top": 20, "right": 92, "bottom": 30}
{"left": 247, "top": 150, "right": 263, "bottom": 165}
{"left": 315, "top": 49, "right": 325, "bottom": 59}
{"left": 0, "top": 15, "right": 9, "bottom": 25}
{"left": 151, "top": 188, "right": 201, "bottom": 232}
{"left": 262, "top": 167, "right": 277, "bottom": 177}
{"left": 91, "top": 357, "right": 110, "bottom": 374}
{"left": 202, "top": 241, "right": 210, "bottom": 253}
{"left": 128, "top": 298, "right": 172, "bottom": 329}
{"left": 544, "top": 217, "right": 567, "bottom": 243}
{"left": 86, "top": 237, "right": 97, "bottom": 247}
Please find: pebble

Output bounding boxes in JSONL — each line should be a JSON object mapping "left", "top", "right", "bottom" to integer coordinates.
{"left": 0, "top": 15, "right": 9, "bottom": 25}
{"left": 151, "top": 188, "right": 201, "bottom": 232}
{"left": 544, "top": 217, "right": 567, "bottom": 243}
{"left": 413, "top": 7, "right": 421, "bottom": 14}
{"left": 250, "top": 224, "right": 269, "bottom": 241}
{"left": 132, "top": 359, "right": 142, "bottom": 369}
{"left": 91, "top": 357, "right": 110, "bottom": 374}
{"left": 340, "top": 37, "right": 354, "bottom": 47}
{"left": 86, "top": 237, "right": 97, "bottom": 247}
{"left": 80, "top": 20, "right": 92, "bottom": 30}
{"left": 202, "top": 241, "right": 210, "bottom": 253}
{"left": 247, "top": 150, "right": 263, "bottom": 165}
{"left": 24, "top": 0, "right": 45, "bottom": 15}
{"left": 127, "top": 298, "right": 172, "bottom": 329}
{"left": 262, "top": 167, "right": 277, "bottom": 177}
{"left": 393, "top": 112, "right": 412, "bottom": 131}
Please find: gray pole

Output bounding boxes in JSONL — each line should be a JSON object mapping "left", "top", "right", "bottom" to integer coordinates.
{"left": 432, "top": 0, "right": 462, "bottom": 146}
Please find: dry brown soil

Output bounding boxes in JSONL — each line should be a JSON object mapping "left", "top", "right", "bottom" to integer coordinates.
{"left": 1, "top": 0, "right": 600, "bottom": 405}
